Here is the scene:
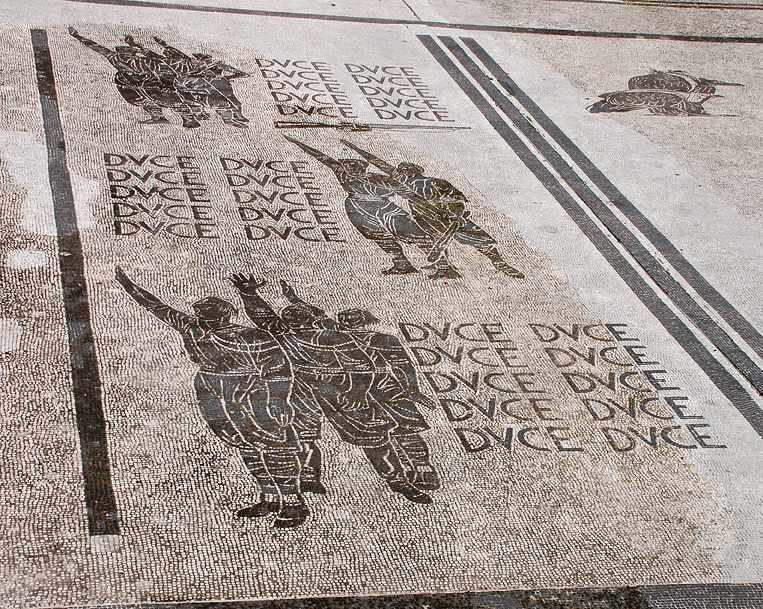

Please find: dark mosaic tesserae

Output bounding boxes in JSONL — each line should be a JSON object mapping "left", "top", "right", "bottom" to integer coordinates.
{"left": 2, "top": 0, "right": 763, "bottom": 607}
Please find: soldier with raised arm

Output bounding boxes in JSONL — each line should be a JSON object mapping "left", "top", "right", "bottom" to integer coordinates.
{"left": 284, "top": 136, "right": 460, "bottom": 279}
{"left": 115, "top": 267, "right": 309, "bottom": 528}
{"left": 342, "top": 140, "right": 525, "bottom": 278}
{"left": 231, "top": 274, "right": 435, "bottom": 504}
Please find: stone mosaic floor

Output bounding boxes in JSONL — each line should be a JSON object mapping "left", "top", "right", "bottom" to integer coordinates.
{"left": 1, "top": 0, "right": 763, "bottom": 607}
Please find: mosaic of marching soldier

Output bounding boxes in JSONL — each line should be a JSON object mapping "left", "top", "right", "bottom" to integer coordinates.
{"left": 115, "top": 267, "right": 439, "bottom": 528}
{"left": 588, "top": 70, "right": 743, "bottom": 116}
{"left": 283, "top": 136, "right": 525, "bottom": 280}
{"left": 68, "top": 28, "right": 250, "bottom": 128}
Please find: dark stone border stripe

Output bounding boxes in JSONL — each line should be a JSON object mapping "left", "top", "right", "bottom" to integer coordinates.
{"left": 61, "top": 0, "right": 763, "bottom": 43}
{"left": 462, "top": 36, "right": 763, "bottom": 366}
{"left": 641, "top": 583, "right": 763, "bottom": 608}
{"left": 27, "top": 584, "right": 763, "bottom": 608}
{"left": 417, "top": 33, "right": 763, "bottom": 437}
{"left": 438, "top": 37, "right": 763, "bottom": 420}
{"left": 31, "top": 28, "right": 119, "bottom": 536}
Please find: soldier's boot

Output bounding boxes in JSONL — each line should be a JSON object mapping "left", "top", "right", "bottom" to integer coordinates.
{"left": 215, "top": 107, "right": 250, "bottom": 128}
{"left": 423, "top": 251, "right": 462, "bottom": 280}
{"left": 237, "top": 449, "right": 280, "bottom": 518}
{"left": 176, "top": 107, "right": 202, "bottom": 128}
{"left": 363, "top": 444, "right": 432, "bottom": 505}
{"left": 138, "top": 105, "right": 170, "bottom": 124}
{"left": 369, "top": 236, "right": 418, "bottom": 275}
{"left": 263, "top": 449, "right": 310, "bottom": 528}
{"left": 394, "top": 434, "right": 440, "bottom": 491}
{"left": 274, "top": 494, "right": 310, "bottom": 528}
{"left": 300, "top": 442, "right": 326, "bottom": 495}
{"left": 478, "top": 245, "right": 524, "bottom": 278}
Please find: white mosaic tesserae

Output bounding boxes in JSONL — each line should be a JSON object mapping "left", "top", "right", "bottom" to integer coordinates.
{"left": 1, "top": 1, "right": 763, "bottom": 607}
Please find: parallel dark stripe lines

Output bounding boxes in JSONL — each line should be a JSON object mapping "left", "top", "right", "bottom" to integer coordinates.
{"left": 462, "top": 37, "right": 763, "bottom": 364}
{"left": 440, "top": 36, "right": 763, "bottom": 400}
{"left": 417, "top": 34, "right": 763, "bottom": 437}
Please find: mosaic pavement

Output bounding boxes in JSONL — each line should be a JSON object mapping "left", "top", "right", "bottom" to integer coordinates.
{"left": 1, "top": 0, "right": 763, "bottom": 607}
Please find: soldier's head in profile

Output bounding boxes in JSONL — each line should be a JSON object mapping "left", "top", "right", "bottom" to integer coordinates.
{"left": 281, "top": 303, "right": 321, "bottom": 329}
{"left": 192, "top": 296, "right": 237, "bottom": 327}
{"left": 337, "top": 159, "right": 369, "bottom": 175}
{"left": 393, "top": 163, "right": 424, "bottom": 178}
{"left": 336, "top": 308, "right": 380, "bottom": 331}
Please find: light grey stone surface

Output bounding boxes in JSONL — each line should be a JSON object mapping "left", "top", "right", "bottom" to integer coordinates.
{"left": 0, "top": 1, "right": 762, "bottom": 606}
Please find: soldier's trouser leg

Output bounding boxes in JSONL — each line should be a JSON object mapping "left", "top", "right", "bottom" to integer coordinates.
{"left": 344, "top": 200, "right": 417, "bottom": 274}
{"left": 455, "top": 233, "right": 524, "bottom": 278}
{"left": 406, "top": 213, "right": 462, "bottom": 279}
{"left": 214, "top": 106, "right": 248, "bottom": 128}
{"left": 262, "top": 448, "right": 309, "bottom": 528}
{"left": 391, "top": 434, "right": 440, "bottom": 490}
{"left": 174, "top": 105, "right": 203, "bottom": 128}
{"left": 238, "top": 449, "right": 280, "bottom": 518}
{"left": 238, "top": 448, "right": 309, "bottom": 527}
{"left": 299, "top": 442, "right": 326, "bottom": 494}
{"left": 363, "top": 444, "right": 432, "bottom": 504}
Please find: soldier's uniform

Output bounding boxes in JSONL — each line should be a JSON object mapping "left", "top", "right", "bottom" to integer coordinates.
{"left": 116, "top": 273, "right": 307, "bottom": 527}
{"left": 392, "top": 166, "right": 524, "bottom": 278}
{"left": 237, "top": 287, "right": 435, "bottom": 504}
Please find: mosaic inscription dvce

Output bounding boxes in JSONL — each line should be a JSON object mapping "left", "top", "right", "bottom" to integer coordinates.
{"left": 64, "top": 29, "right": 727, "bottom": 535}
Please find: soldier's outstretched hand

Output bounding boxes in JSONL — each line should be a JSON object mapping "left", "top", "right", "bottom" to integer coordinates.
{"left": 230, "top": 273, "right": 267, "bottom": 295}
{"left": 68, "top": 27, "right": 81, "bottom": 38}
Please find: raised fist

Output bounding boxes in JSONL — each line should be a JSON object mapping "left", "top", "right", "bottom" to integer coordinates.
{"left": 279, "top": 279, "right": 298, "bottom": 300}
{"left": 115, "top": 265, "right": 132, "bottom": 288}
{"left": 230, "top": 273, "right": 267, "bottom": 294}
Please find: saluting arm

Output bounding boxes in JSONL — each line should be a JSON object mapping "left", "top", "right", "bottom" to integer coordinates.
{"left": 340, "top": 140, "right": 395, "bottom": 174}
{"left": 152, "top": 37, "right": 193, "bottom": 59}
{"left": 115, "top": 267, "right": 190, "bottom": 329}
{"left": 280, "top": 280, "right": 328, "bottom": 320}
{"left": 230, "top": 274, "right": 283, "bottom": 332}
{"left": 284, "top": 136, "right": 344, "bottom": 173}
{"left": 123, "top": 35, "right": 165, "bottom": 61}
{"left": 69, "top": 28, "right": 116, "bottom": 60}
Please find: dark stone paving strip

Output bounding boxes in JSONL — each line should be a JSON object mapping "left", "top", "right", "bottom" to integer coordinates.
{"left": 443, "top": 34, "right": 763, "bottom": 413}
{"left": 61, "top": 0, "right": 763, "bottom": 43}
{"left": 539, "top": 0, "right": 763, "bottom": 11}
{"left": 641, "top": 583, "right": 763, "bottom": 608}
{"left": 417, "top": 33, "right": 763, "bottom": 437}
{"left": 31, "top": 28, "right": 120, "bottom": 536}
{"left": 34, "top": 585, "right": 763, "bottom": 608}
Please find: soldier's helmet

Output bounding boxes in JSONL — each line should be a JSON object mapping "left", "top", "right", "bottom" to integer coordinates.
{"left": 338, "top": 159, "right": 369, "bottom": 174}
{"left": 337, "top": 308, "right": 380, "bottom": 330}
{"left": 192, "top": 297, "right": 237, "bottom": 323}
{"left": 395, "top": 162, "right": 424, "bottom": 177}
{"left": 281, "top": 303, "right": 321, "bottom": 329}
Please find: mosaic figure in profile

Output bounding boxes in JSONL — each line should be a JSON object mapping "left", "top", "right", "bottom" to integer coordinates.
{"left": 588, "top": 70, "right": 742, "bottom": 116}
{"left": 116, "top": 268, "right": 439, "bottom": 528}
{"left": 285, "top": 136, "right": 524, "bottom": 280}
{"left": 69, "top": 28, "right": 250, "bottom": 128}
